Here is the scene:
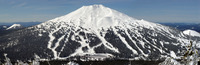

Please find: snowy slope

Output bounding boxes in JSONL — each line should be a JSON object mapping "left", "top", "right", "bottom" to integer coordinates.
{"left": 183, "top": 30, "right": 200, "bottom": 49}
{"left": 0, "top": 5, "right": 199, "bottom": 61}
{"left": 41, "top": 5, "right": 167, "bottom": 32}
{"left": 183, "top": 29, "right": 200, "bottom": 37}
{"left": 6, "top": 24, "right": 23, "bottom": 30}
{"left": 37, "top": 5, "right": 184, "bottom": 59}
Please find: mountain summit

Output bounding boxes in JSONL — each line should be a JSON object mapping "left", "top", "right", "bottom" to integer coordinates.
{"left": 48, "top": 4, "right": 135, "bottom": 29}
{"left": 42, "top": 5, "right": 158, "bottom": 30}
{"left": 0, "top": 5, "right": 199, "bottom": 61}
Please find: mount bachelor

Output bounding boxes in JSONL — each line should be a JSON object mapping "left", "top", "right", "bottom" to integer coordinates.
{"left": 0, "top": 5, "right": 199, "bottom": 61}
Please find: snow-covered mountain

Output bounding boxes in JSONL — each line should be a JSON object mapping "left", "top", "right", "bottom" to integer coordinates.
{"left": 6, "top": 24, "right": 24, "bottom": 30}
{"left": 183, "top": 30, "right": 200, "bottom": 37}
{"left": 183, "top": 30, "right": 200, "bottom": 48}
{"left": 0, "top": 5, "right": 199, "bottom": 61}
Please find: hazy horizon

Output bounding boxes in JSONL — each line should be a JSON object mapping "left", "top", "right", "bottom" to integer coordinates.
{"left": 0, "top": 0, "right": 199, "bottom": 23}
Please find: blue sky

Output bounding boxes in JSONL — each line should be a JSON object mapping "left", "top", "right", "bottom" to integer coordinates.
{"left": 0, "top": 0, "right": 199, "bottom": 23}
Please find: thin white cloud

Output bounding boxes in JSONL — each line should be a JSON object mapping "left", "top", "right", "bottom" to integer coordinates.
{"left": 13, "top": 2, "right": 27, "bottom": 8}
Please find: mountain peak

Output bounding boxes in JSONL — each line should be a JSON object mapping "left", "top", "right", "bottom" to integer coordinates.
{"left": 82, "top": 4, "right": 104, "bottom": 9}
{"left": 47, "top": 4, "right": 137, "bottom": 30}
{"left": 40, "top": 4, "right": 162, "bottom": 31}
{"left": 6, "top": 24, "right": 23, "bottom": 30}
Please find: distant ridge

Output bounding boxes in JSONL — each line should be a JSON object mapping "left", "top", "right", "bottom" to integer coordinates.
{"left": 0, "top": 22, "right": 42, "bottom": 27}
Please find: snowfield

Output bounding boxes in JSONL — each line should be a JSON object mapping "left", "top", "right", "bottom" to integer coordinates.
{"left": 6, "top": 24, "right": 23, "bottom": 30}
{"left": 183, "top": 29, "right": 200, "bottom": 37}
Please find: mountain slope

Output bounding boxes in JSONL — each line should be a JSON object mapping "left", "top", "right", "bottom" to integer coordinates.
{"left": 0, "top": 5, "right": 199, "bottom": 61}
{"left": 6, "top": 24, "right": 24, "bottom": 30}
{"left": 0, "top": 25, "right": 24, "bottom": 36}
{"left": 183, "top": 30, "right": 200, "bottom": 37}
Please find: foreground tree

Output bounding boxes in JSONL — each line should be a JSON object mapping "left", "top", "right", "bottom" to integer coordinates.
{"left": 159, "top": 40, "right": 199, "bottom": 65}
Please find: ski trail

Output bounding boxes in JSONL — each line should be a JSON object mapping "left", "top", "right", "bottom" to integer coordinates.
{"left": 58, "top": 32, "right": 71, "bottom": 57}
{"left": 112, "top": 27, "right": 138, "bottom": 55}
{"left": 94, "top": 30, "right": 120, "bottom": 53}
{"left": 47, "top": 25, "right": 65, "bottom": 59}
{"left": 140, "top": 33, "right": 164, "bottom": 53}
{"left": 92, "top": 9, "right": 120, "bottom": 53}
{"left": 68, "top": 33, "right": 95, "bottom": 57}
{"left": 65, "top": 29, "right": 106, "bottom": 58}
{"left": 53, "top": 35, "right": 66, "bottom": 59}
{"left": 124, "top": 28, "right": 147, "bottom": 56}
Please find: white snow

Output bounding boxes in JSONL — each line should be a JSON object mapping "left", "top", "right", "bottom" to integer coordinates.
{"left": 123, "top": 28, "right": 148, "bottom": 56}
{"left": 3, "top": 53, "right": 13, "bottom": 65}
{"left": 3, "top": 26, "right": 7, "bottom": 28}
{"left": 183, "top": 29, "right": 200, "bottom": 37}
{"left": 47, "top": 26, "right": 64, "bottom": 59}
{"left": 67, "top": 31, "right": 96, "bottom": 57}
{"left": 67, "top": 30, "right": 119, "bottom": 58}
{"left": 197, "top": 41, "right": 200, "bottom": 48}
{"left": 170, "top": 51, "right": 176, "bottom": 58}
{"left": 112, "top": 28, "right": 138, "bottom": 55}
{"left": 67, "top": 61, "right": 79, "bottom": 65}
{"left": 48, "top": 5, "right": 165, "bottom": 32}
{"left": 93, "top": 30, "right": 120, "bottom": 53}
{"left": 38, "top": 34, "right": 42, "bottom": 36}
{"left": 6, "top": 24, "right": 22, "bottom": 30}
{"left": 159, "top": 57, "right": 181, "bottom": 65}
